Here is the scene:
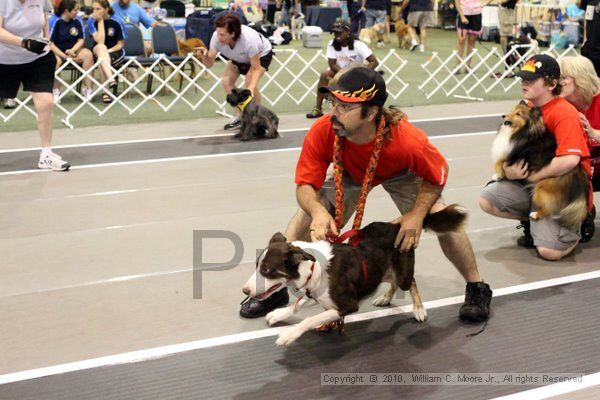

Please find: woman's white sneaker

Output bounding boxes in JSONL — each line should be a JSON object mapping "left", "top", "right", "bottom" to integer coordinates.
{"left": 83, "top": 87, "right": 94, "bottom": 101}
{"left": 38, "top": 152, "right": 70, "bottom": 171}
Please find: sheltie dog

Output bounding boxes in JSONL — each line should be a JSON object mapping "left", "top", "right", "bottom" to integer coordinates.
{"left": 491, "top": 102, "right": 589, "bottom": 226}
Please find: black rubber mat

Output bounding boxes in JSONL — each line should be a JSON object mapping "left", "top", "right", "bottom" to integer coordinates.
{"left": 2, "top": 278, "right": 599, "bottom": 400}
{"left": 0, "top": 115, "right": 501, "bottom": 173}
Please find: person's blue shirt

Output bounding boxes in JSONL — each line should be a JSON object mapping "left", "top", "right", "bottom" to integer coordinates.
{"left": 49, "top": 16, "right": 85, "bottom": 52}
{"left": 111, "top": 1, "right": 155, "bottom": 29}
{"left": 88, "top": 16, "right": 126, "bottom": 50}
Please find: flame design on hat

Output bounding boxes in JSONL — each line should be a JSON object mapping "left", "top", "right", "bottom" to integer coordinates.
{"left": 521, "top": 59, "right": 543, "bottom": 73}
{"left": 332, "top": 84, "right": 379, "bottom": 102}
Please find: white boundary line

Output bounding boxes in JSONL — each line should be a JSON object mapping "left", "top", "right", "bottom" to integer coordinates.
{"left": 0, "top": 131, "right": 497, "bottom": 177}
{"left": 410, "top": 113, "right": 500, "bottom": 123}
{"left": 0, "top": 113, "right": 501, "bottom": 154}
{"left": 489, "top": 372, "right": 600, "bottom": 400}
{"left": 0, "top": 128, "right": 308, "bottom": 154}
{"left": 1, "top": 270, "right": 599, "bottom": 386}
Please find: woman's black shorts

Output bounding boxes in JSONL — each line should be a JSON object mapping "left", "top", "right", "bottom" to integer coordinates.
{"left": 0, "top": 52, "right": 56, "bottom": 98}
{"left": 232, "top": 51, "right": 274, "bottom": 75}
{"left": 456, "top": 14, "right": 482, "bottom": 35}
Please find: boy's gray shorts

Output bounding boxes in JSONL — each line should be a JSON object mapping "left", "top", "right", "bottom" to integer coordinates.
{"left": 480, "top": 179, "right": 581, "bottom": 251}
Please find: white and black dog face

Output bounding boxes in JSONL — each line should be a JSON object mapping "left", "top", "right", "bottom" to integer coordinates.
{"left": 242, "top": 233, "right": 315, "bottom": 299}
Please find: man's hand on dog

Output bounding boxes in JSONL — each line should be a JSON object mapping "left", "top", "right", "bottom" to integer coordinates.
{"left": 309, "top": 210, "right": 339, "bottom": 242}
{"left": 503, "top": 160, "right": 529, "bottom": 180}
{"left": 391, "top": 211, "right": 424, "bottom": 252}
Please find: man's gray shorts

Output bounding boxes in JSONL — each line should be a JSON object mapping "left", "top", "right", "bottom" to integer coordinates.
{"left": 407, "top": 11, "right": 434, "bottom": 29}
{"left": 365, "top": 9, "right": 387, "bottom": 28}
{"left": 319, "top": 170, "right": 444, "bottom": 226}
{"left": 480, "top": 180, "right": 581, "bottom": 251}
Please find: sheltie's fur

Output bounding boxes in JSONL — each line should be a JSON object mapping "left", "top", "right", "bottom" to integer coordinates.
{"left": 491, "top": 102, "right": 589, "bottom": 226}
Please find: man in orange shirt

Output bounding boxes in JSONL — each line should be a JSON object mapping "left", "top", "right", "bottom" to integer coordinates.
{"left": 480, "top": 54, "right": 592, "bottom": 261}
{"left": 240, "top": 67, "right": 493, "bottom": 322}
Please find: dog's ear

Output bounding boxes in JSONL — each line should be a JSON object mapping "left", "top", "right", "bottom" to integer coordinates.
{"left": 269, "top": 232, "right": 287, "bottom": 244}
{"left": 289, "top": 246, "right": 316, "bottom": 265}
{"left": 518, "top": 99, "right": 528, "bottom": 106}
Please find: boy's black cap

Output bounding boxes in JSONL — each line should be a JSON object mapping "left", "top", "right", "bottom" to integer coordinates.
{"left": 515, "top": 54, "right": 561, "bottom": 80}
{"left": 319, "top": 67, "right": 388, "bottom": 106}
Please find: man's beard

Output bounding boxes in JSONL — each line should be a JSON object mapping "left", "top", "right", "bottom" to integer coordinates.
{"left": 331, "top": 116, "right": 349, "bottom": 137}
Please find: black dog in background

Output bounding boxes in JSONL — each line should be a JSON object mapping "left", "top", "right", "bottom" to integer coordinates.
{"left": 225, "top": 88, "right": 280, "bottom": 141}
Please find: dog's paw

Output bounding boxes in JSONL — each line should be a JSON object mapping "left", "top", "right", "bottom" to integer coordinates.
{"left": 266, "top": 307, "right": 293, "bottom": 326}
{"left": 529, "top": 211, "right": 539, "bottom": 220}
{"left": 413, "top": 304, "right": 427, "bottom": 322}
{"left": 275, "top": 327, "right": 303, "bottom": 346}
{"left": 372, "top": 294, "right": 392, "bottom": 307}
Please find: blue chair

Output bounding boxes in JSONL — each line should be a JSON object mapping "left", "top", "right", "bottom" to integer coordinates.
{"left": 150, "top": 24, "right": 195, "bottom": 93}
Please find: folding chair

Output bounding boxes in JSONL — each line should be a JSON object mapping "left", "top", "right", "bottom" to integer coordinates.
{"left": 123, "top": 23, "right": 159, "bottom": 93}
{"left": 150, "top": 24, "right": 190, "bottom": 94}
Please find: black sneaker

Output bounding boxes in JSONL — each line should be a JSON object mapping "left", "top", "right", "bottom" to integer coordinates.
{"left": 224, "top": 118, "right": 241, "bottom": 130}
{"left": 459, "top": 282, "right": 492, "bottom": 322}
{"left": 516, "top": 220, "right": 535, "bottom": 248}
{"left": 239, "top": 289, "right": 289, "bottom": 318}
{"left": 580, "top": 205, "right": 596, "bottom": 243}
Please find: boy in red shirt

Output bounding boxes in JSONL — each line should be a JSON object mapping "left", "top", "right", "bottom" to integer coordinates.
{"left": 480, "top": 54, "right": 592, "bottom": 260}
{"left": 240, "top": 67, "right": 493, "bottom": 323}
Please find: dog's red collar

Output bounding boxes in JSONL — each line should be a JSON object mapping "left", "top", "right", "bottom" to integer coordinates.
{"left": 359, "top": 260, "right": 368, "bottom": 292}
{"left": 326, "top": 229, "right": 362, "bottom": 247}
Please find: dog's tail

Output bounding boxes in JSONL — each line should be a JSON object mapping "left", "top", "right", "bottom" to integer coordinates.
{"left": 533, "top": 167, "right": 589, "bottom": 226}
{"left": 558, "top": 197, "right": 589, "bottom": 227}
{"left": 422, "top": 204, "right": 468, "bottom": 234}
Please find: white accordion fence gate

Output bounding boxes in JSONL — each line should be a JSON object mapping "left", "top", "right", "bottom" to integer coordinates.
{"left": 0, "top": 46, "right": 581, "bottom": 128}
{"left": 419, "top": 44, "right": 581, "bottom": 101}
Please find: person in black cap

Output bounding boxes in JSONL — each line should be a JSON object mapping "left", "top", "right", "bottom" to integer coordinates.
{"left": 480, "top": 54, "right": 593, "bottom": 261}
{"left": 240, "top": 66, "right": 493, "bottom": 323}
{"left": 306, "top": 19, "right": 379, "bottom": 119}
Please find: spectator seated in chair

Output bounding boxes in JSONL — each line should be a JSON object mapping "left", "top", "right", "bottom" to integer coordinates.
{"left": 112, "top": 0, "right": 165, "bottom": 56}
{"left": 88, "top": 0, "right": 126, "bottom": 104}
{"left": 49, "top": 0, "right": 94, "bottom": 102}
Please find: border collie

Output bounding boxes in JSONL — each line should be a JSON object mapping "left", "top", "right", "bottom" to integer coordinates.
{"left": 242, "top": 205, "right": 467, "bottom": 346}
